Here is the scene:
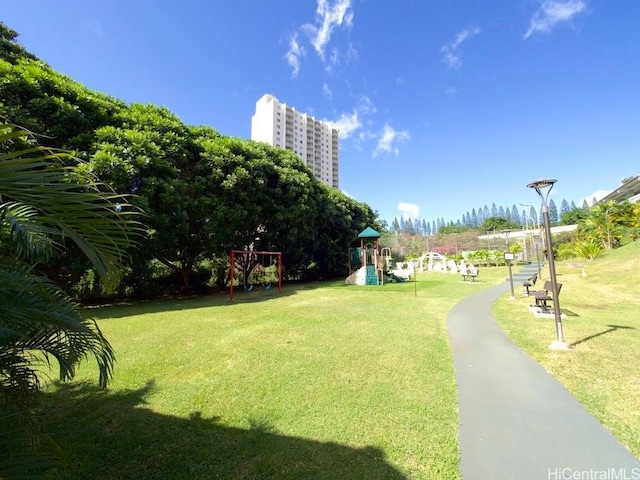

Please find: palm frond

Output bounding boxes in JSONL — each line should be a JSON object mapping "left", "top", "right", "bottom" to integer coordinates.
{"left": 0, "top": 122, "right": 145, "bottom": 290}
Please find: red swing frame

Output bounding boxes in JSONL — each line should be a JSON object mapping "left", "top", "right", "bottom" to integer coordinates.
{"left": 229, "top": 250, "right": 282, "bottom": 301}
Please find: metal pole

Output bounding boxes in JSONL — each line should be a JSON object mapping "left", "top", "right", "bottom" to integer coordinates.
{"left": 507, "top": 259, "right": 515, "bottom": 298}
{"left": 502, "top": 229, "right": 515, "bottom": 298}
{"left": 522, "top": 209, "right": 528, "bottom": 262}
{"left": 541, "top": 205, "right": 564, "bottom": 344}
{"left": 528, "top": 179, "right": 567, "bottom": 349}
{"left": 533, "top": 234, "right": 542, "bottom": 275}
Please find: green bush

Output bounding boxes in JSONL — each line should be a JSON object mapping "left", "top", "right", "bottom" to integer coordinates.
{"left": 573, "top": 239, "right": 605, "bottom": 261}
{"left": 556, "top": 243, "right": 576, "bottom": 261}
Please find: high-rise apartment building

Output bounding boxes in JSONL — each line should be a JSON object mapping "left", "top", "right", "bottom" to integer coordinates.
{"left": 251, "top": 94, "right": 339, "bottom": 188}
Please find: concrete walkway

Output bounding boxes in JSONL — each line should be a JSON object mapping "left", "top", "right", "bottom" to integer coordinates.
{"left": 447, "top": 271, "right": 640, "bottom": 480}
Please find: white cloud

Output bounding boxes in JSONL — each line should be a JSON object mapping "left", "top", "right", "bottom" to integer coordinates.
{"left": 326, "top": 111, "right": 361, "bottom": 139}
{"left": 284, "top": 34, "right": 306, "bottom": 78}
{"left": 285, "top": 0, "right": 355, "bottom": 75}
{"left": 322, "top": 82, "right": 333, "bottom": 99}
{"left": 398, "top": 202, "right": 420, "bottom": 220}
{"left": 356, "top": 95, "right": 376, "bottom": 115}
{"left": 524, "top": 0, "right": 587, "bottom": 39}
{"left": 445, "top": 86, "right": 459, "bottom": 95}
{"left": 440, "top": 26, "right": 481, "bottom": 69}
{"left": 323, "top": 95, "right": 376, "bottom": 140}
{"left": 373, "top": 123, "right": 410, "bottom": 157}
{"left": 303, "top": 0, "right": 354, "bottom": 60}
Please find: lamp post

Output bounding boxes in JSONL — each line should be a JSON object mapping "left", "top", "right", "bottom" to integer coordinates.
{"left": 527, "top": 178, "right": 569, "bottom": 350}
{"left": 502, "top": 229, "right": 515, "bottom": 298}
{"left": 532, "top": 232, "right": 542, "bottom": 275}
{"left": 520, "top": 203, "right": 533, "bottom": 262}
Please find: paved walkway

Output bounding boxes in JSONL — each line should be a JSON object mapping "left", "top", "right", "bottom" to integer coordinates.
{"left": 447, "top": 269, "right": 640, "bottom": 480}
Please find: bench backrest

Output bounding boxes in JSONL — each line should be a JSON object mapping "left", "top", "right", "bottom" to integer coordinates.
{"left": 531, "top": 273, "right": 538, "bottom": 285}
{"left": 542, "top": 280, "right": 562, "bottom": 295}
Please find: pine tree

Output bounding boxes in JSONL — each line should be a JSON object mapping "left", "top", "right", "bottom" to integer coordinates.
{"left": 548, "top": 198, "right": 559, "bottom": 225}
{"left": 421, "top": 219, "right": 427, "bottom": 234}
{"left": 582, "top": 199, "right": 589, "bottom": 209}
{"left": 498, "top": 206, "right": 505, "bottom": 218}
{"left": 491, "top": 203, "right": 498, "bottom": 217}
{"left": 405, "top": 218, "right": 415, "bottom": 235}
{"left": 511, "top": 205, "right": 521, "bottom": 225}
{"left": 432, "top": 220, "right": 437, "bottom": 234}
{"left": 529, "top": 206, "right": 538, "bottom": 228}
{"left": 570, "top": 201, "right": 577, "bottom": 210}
{"left": 471, "top": 208, "right": 478, "bottom": 227}
{"left": 392, "top": 217, "right": 400, "bottom": 233}
{"left": 413, "top": 218, "right": 421, "bottom": 234}
{"left": 477, "top": 206, "right": 486, "bottom": 226}
{"left": 426, "top": 221, "right": 432, "bottom": 235}
{"left": 560, "top": 199, "right": 571, "bottom": 218}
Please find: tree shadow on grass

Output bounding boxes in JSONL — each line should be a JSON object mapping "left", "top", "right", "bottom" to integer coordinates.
{"left": 44, "top": 381, "right": 406, "bottom": 480}
{"left": 570, "top": 324, "right": 636, "bottom": 347}
{"left": 88, "top": 278, "right": 451, "bottom": 319}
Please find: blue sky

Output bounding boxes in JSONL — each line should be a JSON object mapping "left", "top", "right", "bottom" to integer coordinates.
{"left": 4, "top": 0, "right": 640, "bottom": 225}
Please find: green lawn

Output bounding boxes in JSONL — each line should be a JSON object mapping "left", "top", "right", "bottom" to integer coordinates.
{"left": 44, "top": 268, "right": 506, "bottom": 480}
{"left": 493, "top": 240, "right": 640, "bottom": 458}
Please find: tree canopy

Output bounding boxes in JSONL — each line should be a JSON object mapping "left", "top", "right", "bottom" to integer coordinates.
{"left": 1, "top": 24, "right": 380, "bottom": 295}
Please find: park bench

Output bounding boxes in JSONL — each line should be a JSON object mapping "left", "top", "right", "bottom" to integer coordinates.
{"left": 531, "top": 280, "right": 562, "bottom": 312}
{"left": 522, "top": 273, "right": 538, "bottom": 295}
{"left": 461, "top": 267, "right": 479, "bottom": 282}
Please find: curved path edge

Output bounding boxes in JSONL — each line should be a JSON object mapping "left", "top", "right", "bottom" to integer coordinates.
{"left": 447, "top": 281, "right": 640, "bottom": 480}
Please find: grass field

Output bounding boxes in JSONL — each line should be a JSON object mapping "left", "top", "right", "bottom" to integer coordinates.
{"left": 493, "top": 240, "right": 640, "bottom": 458}
{"left": 44, "top": 268, "right": 506, "bottom": 480}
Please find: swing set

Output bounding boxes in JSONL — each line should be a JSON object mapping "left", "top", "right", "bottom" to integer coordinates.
{"left": 229, "top": 250, "right": 282, "bottom": 301}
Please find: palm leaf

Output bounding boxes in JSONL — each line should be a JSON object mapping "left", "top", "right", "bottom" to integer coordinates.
{"left": 0, "top": 122, "right": 145, "bottom": 289}
{"left": 0, "top": 122, "right": 142, "bottom": 476}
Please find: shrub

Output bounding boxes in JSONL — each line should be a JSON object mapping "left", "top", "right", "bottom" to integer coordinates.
{"left": 556, "top": 243, "right": 576, "bottom": 261}
{"left": 573, "top": 239, "right": 605, "bottom": 261}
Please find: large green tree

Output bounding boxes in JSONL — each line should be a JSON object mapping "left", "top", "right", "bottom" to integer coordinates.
{"left": 197, "top": 137, "right": 327, "bottom": 278}
{"left": 0, "top": 123, "right": 141, "bottom": 477}
{"left": 83, "top": 104, "right": 220, "bottom": 291}
{"left": 0, "top": 53, "right": 125, "bottom": 152}
{"left": 1, "top": 24, "right": 383, "bottom": 292}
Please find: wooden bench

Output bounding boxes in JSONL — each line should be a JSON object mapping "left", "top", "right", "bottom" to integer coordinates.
{"left": 522, "top": 273, "right": 538, "bottom": 295}
{"left": 461, "top": 268, "right": 479, "bottom": 282}
{"left": 531, "top": 280, "right": 562, "bottom": 312}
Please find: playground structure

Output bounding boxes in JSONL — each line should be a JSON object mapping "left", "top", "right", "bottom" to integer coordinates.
{"left": 345, "top": 233, "right": 479, "bottom": 286}
{"left": 229, "top": 250, "right": 282, "bottom": 301}
{"left": 345, "top": 227, "right": 413, "bottom": 285}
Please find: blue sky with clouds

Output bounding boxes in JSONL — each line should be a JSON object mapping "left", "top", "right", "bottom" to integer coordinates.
{"left": 4, "top": 0, "right": 640, "bottom": 225}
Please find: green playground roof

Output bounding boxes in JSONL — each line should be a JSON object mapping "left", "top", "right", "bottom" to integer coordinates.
{"left": 358, "top": 226, "right": 381, "bottom": 238}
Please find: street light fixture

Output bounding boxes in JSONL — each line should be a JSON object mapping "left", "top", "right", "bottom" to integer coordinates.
{"left": 527, "top": 178, "right": 569, "bottom": 350}
{"left": 502, "top": 229, "right": 515, "bottom": 299}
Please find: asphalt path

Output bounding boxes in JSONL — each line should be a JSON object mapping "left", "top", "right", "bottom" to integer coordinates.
{"left": 447, "top": 277, "right": 640, "bottom": 480}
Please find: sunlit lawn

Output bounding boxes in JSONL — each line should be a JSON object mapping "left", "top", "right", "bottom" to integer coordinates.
{"left": 45, "top": 268, "right": 506, "bottom": 480}
{"left": 494, "top": 240, "right": 640, "bottom": 458}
